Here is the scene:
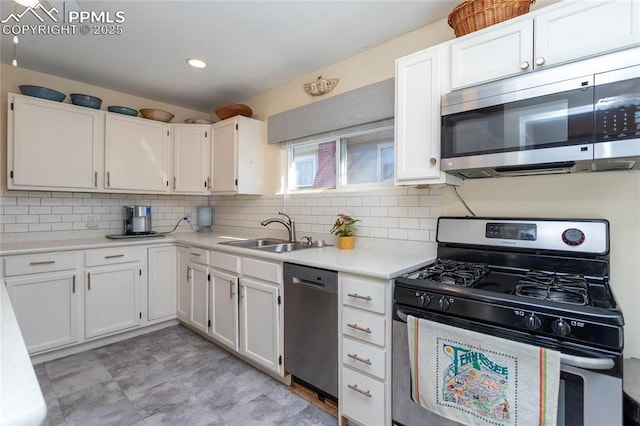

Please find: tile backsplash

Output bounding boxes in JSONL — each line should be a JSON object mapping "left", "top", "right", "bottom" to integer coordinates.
{"left": 0, "top": 190, "right": 207, "bottom": 242}
{"left": 0, "top": 186, "right": 442, "bottom": 255}
{"left": 211, "top": 186, "right": 441, "bottom": 255}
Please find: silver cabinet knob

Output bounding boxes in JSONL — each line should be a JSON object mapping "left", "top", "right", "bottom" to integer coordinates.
{"left": 535, "top": 57, "right": 546, "bottom": 66}
{"left": 520, "top": 61, "right": 530, "bottom": 70}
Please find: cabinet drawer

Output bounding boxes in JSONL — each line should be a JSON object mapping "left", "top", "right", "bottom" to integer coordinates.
{"left": 210, "top": 251, "right": 240, "bottom": 273}
{"left": 342, "top": 337, "right": 386, "bottom": 380}
{"left": 3, "top": 252, "right": 77, "bottom": 276}
{"left": 187, "top": 247, "right": 209, "bottom": 265}
{"left": 85, "top": 246, "right": 140, "bottom": 267}
{"left": 242, "top": 257, "right": 282, "bottom": 284}
{"left": 342, "top": 367, "right": 385, "bottom": 426}
{"left": 342, "top": 275, "right": 387, "bottom": 314}
{"left": 342, "top": 307, "right": 385, "bottom": 347}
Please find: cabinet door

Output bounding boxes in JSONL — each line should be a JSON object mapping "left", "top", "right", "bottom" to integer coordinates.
{"left": 176, "top": 246, "right": 190, "bottom": 321}
{"left": 535, "top": 0, "right": 640, "bottom": 69}
{"left": 173, "top": 124, "right": 210, "bottom": 194}
{"left": 239, "top": 278, "right": 281, "bottom": 373}
{"left": 395, "top": 47, "right": 460, "bottom": 185}
{"left": 211, "top": 119, "right": 238, "bottom": 193}
{"left": 210, "top": 269, "right": 239, "bottom": 351}
{"left": 85, "top": 263, "right": 140, "bottom": 338}
{"left": 105, "top": 114, "right": 170, "bottom": 192}
{"left": 147, "top": 246, "right": 176, "bottom": 321}
{"left": 189, "top": 262, "right": 209, "bottom": 333}
{"left": 9, "top": 94, "right": 103, "bottom": 191}
{"left": 5, "top": 272, "right": 79, "bottom": 353}
{"left": 450, "top": 19, "right": 534, "bottom": 89}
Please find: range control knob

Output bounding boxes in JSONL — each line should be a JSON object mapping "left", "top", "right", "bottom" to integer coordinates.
{"left": 562, "top": 228, "right": 585, "bottom": 246}
{"left": 551, "top": 318, "right": 572, "bottom": 337}
{"left": 524, "top": 314, "right": 542, "bottom": 331}
{"left": 419, "top": 293, "right": 431, "bottom": 307}
{"left": 438, "top": 296, "right": 451, "bottom": 311}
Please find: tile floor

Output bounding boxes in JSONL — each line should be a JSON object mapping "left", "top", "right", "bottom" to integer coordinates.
{"left": 34, "top": 325, "right": 338, "bottom": 425}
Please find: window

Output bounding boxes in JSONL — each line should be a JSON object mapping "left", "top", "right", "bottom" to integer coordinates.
{"left": 287, "top": 123, "right": 394, "bottom": 191}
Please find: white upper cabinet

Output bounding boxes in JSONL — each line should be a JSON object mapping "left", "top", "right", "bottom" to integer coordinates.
{"left": 395, "top": 46, "right": 462, "bottom": 185}
{"left": 105, "top": 113, "right": 170, "bottom": 193}
{"left": 172, "top": 124, "right": 211, "bottom": 194}
{"left": 211, "top": 116, "right": 264, "bottom": 195}
{"left": 8, "top": 93, "right": 103, "bottom": 191}
{"left": 535, "top": 0, "right": 640, "bottom": 68}
{"left": 451, "top": 0, "right": 640, "bottom": 90}
{"left": 451, "top": 19, "right": 533, "bottom": 89}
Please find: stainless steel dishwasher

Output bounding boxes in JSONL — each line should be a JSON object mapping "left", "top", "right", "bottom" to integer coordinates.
{"left": 284, "top": 262, "right": 338, "bottom": 400}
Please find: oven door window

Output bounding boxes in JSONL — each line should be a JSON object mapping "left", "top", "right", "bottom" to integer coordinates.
{"left": 558, "top": 370, "right": 584, "bottom": 426}
{"left": 441, "top": 86, "right": 594, "bottom": 158}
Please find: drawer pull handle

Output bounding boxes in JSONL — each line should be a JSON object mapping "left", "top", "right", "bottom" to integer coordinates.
{"left": 347, "top": 293, "right": 372, "bottom": 301}
{"left": 87, "top": 272, "right": 91, "bottom": 290}
{"left": 347, "top": 353, "right": 372, "bottom": 365}
{"left": 72, "top": 275, "right": 76, "bottom": 293}
{"left": 229, "top": 279, "right": 235, "bottom": 298}
{"left": 30, "top": 260, "right": 55, "bottom": 265}
{"left": 105, "top": 254, "right": 125, "bottom": 259}
{"left": 190, "top": 252, "right": 201, "bottom": 257}
{"left": 347, "top": 323, "right": 372, "bottom": 334}
{"left": 347, "top": 384, "right": 372, "bottom": 398}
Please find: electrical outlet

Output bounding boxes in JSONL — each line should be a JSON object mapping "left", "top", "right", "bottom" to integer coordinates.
{"left": 86, "top": 216, "right": 99, "bottom": 228}
{"left": 185, "top": 213, "right": 193, "bottom": 223}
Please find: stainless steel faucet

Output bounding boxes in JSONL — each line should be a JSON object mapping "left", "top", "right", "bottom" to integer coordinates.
{"left": 260, "top": 212, "right": 296, "bottom": 242}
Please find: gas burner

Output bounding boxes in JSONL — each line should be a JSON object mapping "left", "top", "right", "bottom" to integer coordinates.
{"left": 414, "top": 259, "right": 489, "bottom": 287}
{"left": 515, "top": 270, "right": 589, "bottom": 305}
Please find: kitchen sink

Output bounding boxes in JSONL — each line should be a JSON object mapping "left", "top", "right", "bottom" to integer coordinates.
{"left": 219, "top": 238, "right": 287, "bottom": 248}
{"left": 218, "top": 239, "right": 323, "bottom": 253}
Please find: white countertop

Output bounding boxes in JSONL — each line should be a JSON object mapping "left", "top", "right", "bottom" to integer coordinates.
{"left": 1, "top": 281, "right": 47, "bottom": 426}
{"left": 0, "top": 232, "right": 434, "bottom": 279}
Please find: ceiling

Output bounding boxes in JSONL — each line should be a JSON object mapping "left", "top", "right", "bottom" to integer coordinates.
{"left": 0, "top": 0, "right": 456, "bottom": 112}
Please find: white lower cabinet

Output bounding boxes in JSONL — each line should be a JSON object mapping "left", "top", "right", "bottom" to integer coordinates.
{"left": 147, "top": 245, "right": 177, "bottom": 321}
{"left": 84, "top": 263, "right": 141, "bottom": 339}
{"left": 240, "top": 277, "right": 281, "bottom": 373}
{"left": 210, "top": 269, "right": 239, "bottom": 351}
{"left": 2, "top": 251, "right": 81, "bottom": 354}
{"left": 189, "top": 262, "right": 209, "bottom": 334}
{"left": 176, "top": 246, "right": 190, "bottom": 321}
{"left": 339, "top": 273, "right": 392, "bottom": 426}
{"left": 342, "top": 367, "right": 386, "bottom": 426}
{"left": 4, "top": 271, "right": 79, "bottom": 353}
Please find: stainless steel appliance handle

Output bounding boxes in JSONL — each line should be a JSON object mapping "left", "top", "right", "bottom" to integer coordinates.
{"left": 560, "top": 353, "right": 614, "bottom": 370}
{"left": 292, "top": 276, "right": 325, "bottom": 289}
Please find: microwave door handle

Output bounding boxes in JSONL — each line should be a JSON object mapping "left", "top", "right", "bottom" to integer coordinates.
{"left": 560, "top": 353, "right": 614, "bottom": 370}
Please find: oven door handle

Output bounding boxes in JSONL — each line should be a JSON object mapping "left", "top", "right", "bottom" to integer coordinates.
{"left": 560, "top": 353, "right": 614, "bottom": 370}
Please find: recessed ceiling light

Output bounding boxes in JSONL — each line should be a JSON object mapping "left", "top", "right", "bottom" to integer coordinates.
{"left": 15, "top": 0, "right": 39, "bottom": 7}
{"left": 187, "top": 58, "right": 207, "bottom": 69}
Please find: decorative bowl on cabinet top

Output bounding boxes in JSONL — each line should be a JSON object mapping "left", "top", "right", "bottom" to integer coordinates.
{"left": 139, "top": 108, "right": 174, "bottom": 122}
{"left": 108, "top": 106, "right": 138, "bottom": 116}
{"left": 215, "top": 104, "right": 252, "bottom": 120}
{"left": 19, "top": 85, "right": 66, "bottom": 102}
{"left": 70, "top": 93, "right": 102, "bottom": 109}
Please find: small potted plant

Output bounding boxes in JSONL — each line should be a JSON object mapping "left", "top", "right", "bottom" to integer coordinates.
{"left": 330, "top": 213, "right": 360, "bottom": 249}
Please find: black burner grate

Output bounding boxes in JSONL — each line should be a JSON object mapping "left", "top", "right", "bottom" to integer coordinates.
{"left": 414, "top": 259, "right": 489, "bottom": 287}
{"left": 515, "top": 271, "right": 589, "bottom": 305}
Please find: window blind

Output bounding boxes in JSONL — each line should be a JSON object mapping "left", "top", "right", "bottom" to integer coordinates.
{"left": 268, "top": 78, "right": 395, "bottom": 145}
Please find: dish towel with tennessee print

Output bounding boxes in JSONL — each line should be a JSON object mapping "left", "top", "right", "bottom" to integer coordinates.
{"left": 407, "top": 315, "right": 560, "bottom": 426}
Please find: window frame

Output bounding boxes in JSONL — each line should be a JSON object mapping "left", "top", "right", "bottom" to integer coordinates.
{"left": 286, "top": 122, "right": 394, "bottom": 192}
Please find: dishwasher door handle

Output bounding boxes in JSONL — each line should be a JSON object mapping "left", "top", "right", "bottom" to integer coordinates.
{"left": 291, "top": 276, "right": 327, "bottom": 289}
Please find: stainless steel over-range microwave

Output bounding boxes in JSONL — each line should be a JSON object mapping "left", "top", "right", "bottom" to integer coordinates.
{"left": 440, "top": 47, "right": 640, "bottom": 179}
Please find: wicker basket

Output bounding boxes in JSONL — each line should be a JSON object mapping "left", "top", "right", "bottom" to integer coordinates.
{"left": 448, "top": 0, "right": 535, "bottom": 37}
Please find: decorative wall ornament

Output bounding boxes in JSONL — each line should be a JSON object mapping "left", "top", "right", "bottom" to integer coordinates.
{"left": 304, "top": 75, "right": 339, "bottom": 96}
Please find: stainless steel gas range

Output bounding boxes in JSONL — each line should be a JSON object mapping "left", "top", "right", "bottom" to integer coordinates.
{"left": 392, "top": 217, "right": 624, "bottom": 426}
